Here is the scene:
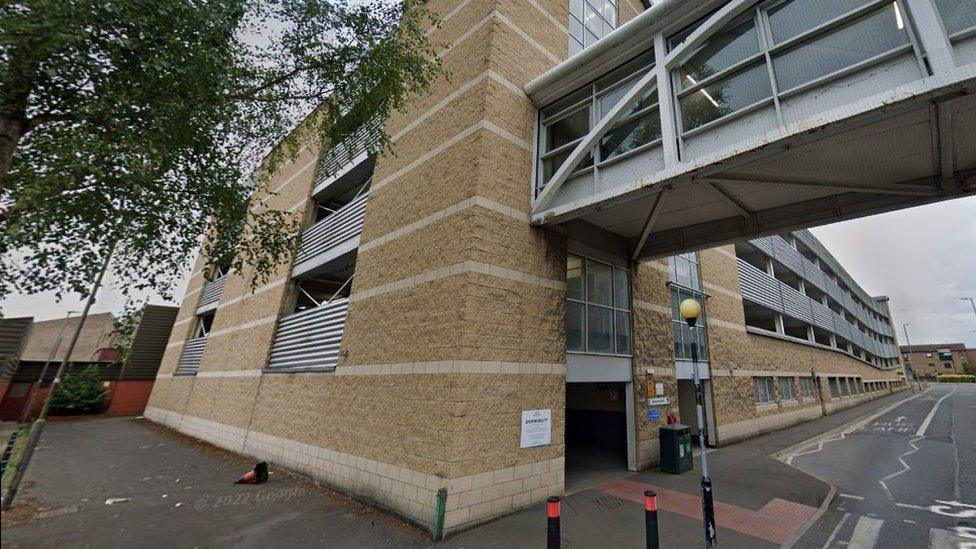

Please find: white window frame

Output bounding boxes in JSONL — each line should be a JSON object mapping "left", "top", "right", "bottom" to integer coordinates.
{"left": 569, "top": 0, "right": 618, "bottom": 55}
{"left": 778, "top": 376, "right": 796, "bottom": 402}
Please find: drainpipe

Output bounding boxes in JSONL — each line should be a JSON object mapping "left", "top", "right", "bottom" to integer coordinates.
{"left": 814, "top": 371, "right": 827, "bottom": 417}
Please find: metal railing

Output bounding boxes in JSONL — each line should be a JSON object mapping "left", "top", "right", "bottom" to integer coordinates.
{"left": 175, "top": 337, "right": 208, "bottom": 376}
{"left": 265, "top": 298, "right": 349, "bottom": 372}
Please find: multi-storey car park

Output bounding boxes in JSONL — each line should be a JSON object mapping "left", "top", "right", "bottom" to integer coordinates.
{"left": 146, "top": 0, "right": 975, "bottom": 535}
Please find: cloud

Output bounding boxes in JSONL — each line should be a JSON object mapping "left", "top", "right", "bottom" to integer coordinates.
{"left": 810, "top": 195, "right": 976, "bottom": 348}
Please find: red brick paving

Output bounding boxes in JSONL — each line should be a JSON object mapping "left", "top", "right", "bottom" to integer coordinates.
{"left": 595, "top": 478, "right": 817, "bottom": 544}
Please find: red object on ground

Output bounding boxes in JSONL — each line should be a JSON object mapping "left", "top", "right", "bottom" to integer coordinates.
{"left": 235, "top": 462, "right": 269, "bottom": 484}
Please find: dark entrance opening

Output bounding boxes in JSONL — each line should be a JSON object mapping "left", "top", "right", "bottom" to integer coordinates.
{"left": 564, "top": 382, "right": 628, "bottom": 492}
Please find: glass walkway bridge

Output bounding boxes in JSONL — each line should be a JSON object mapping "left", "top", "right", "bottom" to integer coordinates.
{"left": 528, "top": 0, "right": 975, "bottom": 259}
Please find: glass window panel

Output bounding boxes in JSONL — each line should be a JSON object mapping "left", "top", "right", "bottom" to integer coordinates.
{"left": 697, "top": 326, "right": 708, "bottom": 360}
{"left": 544, "top": 107, "right": 590, "bottom": 151}
{"left": 595, "top": 50, "right": 656, "bottom": 90}
{"left": 587, "top": 305, "right": 614, "bottom": 353}
{"left": 571, "top": 0, "right": 583, "bottom": 18}
{"left": 607, "top": 2, "right": 617, "bottom": 28}
{"left": 677, "top": 15, "right": 761, "bottom": 85}
{"left": 615, "top": 311, "right": 632, "bottom": 354}
{"left": 570, "top": 15, "right": 584, "bottom": 42}
{"left": 679, "top": 61, "right": 772, "bottom": 130}
{"left": 673, "top": 255, "right": 691, "bottom": 287}
{"left": 935, "top": 0, "right": 976, "bottom": 35}
{"left": 767, "top": 0, "right": 873, "bottom": 44}
{"left": 682, "top": 324, "right": 695, "bottom": 359}
{"left": 772, "top": 5, "right": 910, "bottom": 92}
{"left": 673, "top": 322, "right": 683, "bottom": 357}
{"left": 689, "top": 260, "right": 700, "bottom": 290}
{"left": 599, "top": 81, "right": 658, "bottom": 118}
{"left": 613, "top": 268, "right": 630, "bottom": 309}
{"left": 566, "top": 301, "right": 585, "bottom": 351}
{"left": 567, "top": 254, "right": 584, "bottom": 301}
{"left": 541, "top": 88, "right": 590, "bottom": 121}
{"left": 584, "top": 2, "right": 602, "bottom": 36}
{"left": 600, "top": 112, "right": 662, "bottom": 161}
{"left": 585, "top": 28, "right": 600, "bottom": 47}
{"left": 586, "top": 260, "right": 613, "bottom": 306}
{"left": 779, "top": 377, "right": 794, "bottom": 400}
{"left": 541, "top": 147, "right": 593, "bottom": 182}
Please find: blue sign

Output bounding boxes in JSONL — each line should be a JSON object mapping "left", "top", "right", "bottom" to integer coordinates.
{"left": 647, "top": 409, "right": 661, "bottom": 421}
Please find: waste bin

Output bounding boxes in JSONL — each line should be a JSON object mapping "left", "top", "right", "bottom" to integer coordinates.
{"left": 659, "top": 424, "right": 693, "bottom": 474}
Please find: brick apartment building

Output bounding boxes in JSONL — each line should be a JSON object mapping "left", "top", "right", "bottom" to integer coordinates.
{"left": 0, "top": 306, "right": 177, "bottom": 419}
{"left": 901, "top": 343, "right": 971, "bottom": 378}
{"left": 145, "top": 0, "right": 976, "bottom": 535}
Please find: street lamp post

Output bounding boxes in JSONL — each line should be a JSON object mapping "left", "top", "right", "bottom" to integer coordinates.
{"left": 20, "top": 310, "right": 79, "bottom": 422}
{"left": 1, "top": 243, "right": 114, "bottom": 510}
{"left": 902, "top": 323, "right": 924, "bottom": 391}
{"left": 679, "top": 298, "right": 717, "bottom": 549}
{"left": 963, "top": 298, "right": 976, "bottom": 327}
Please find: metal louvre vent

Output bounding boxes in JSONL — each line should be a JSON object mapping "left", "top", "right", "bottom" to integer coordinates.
{"left": 197, "top": 275, "right": 226, "bottom": 313}
{"left": 265, "top": 298, "right": 349, "bottom": 372}
{"left": 737, "top": 259, "right": 899, "bottom": 362}
{"left": 313, "top": 121, "right": 382, "bottom": 188}
{"left": 294, "top": 191, "right": 369, "bottom": 265}
{"left": 175, "top": 337, "right": 208, "bottom": 376}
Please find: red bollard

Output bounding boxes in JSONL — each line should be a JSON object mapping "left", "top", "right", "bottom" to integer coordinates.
{"left": 547, "top": 496, "right": 561, "bottom": 549}
{"left": 644, "top": 490, "right": 659, "bottom": 549}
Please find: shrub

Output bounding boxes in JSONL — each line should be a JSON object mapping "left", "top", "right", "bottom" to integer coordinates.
{"left": 936, "top": 374, "right": 976, "bottom": 383}
{"left": 50, "top": 365, "right": 108, "bottom": 415}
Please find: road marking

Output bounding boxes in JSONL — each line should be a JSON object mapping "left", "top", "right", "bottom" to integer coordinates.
{"left": 840, "top": 494, "right": 865, "bottom": 500}
{"left": 896, "top": 416, "right": 906, "bottom": 422}
{"left": 776, "top": 390, "right": 927, "bottom": 465}
{"left": 895, "top": 502, "right": 929, "bottom": 511}
{"left": 916, "top": 389, "right": 955, "bottom": 437}
{"left": 849, "top": 516, "right": 884, "bottom": 549}
{"left": 822, "top": 512, "right": 851, "bottom": 549}
{"left": 930, "top": 528, "right": 976, "bottom": 549}
{"left": 879, "top": 435, "right": 923, "bottom": 500}
{"left": 903, "top": 519, "right": 916, "bottom": 524}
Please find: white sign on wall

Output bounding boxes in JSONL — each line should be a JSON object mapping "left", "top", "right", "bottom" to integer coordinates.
{"left": 520, "top": 409, "right": 552, "bottom": 449}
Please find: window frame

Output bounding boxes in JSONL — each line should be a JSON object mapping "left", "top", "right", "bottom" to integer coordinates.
{"left": 778, "top": 376, "right": 796, "bottom": 402}
{"left": 668, "top": 0, "right": 923, "bottom": 137}
{"left": 566, "top": 253, "right": 633, "bottom": 357}
{"left": 537, "top": 51, "right": 660, "bottom": 195}
{"left": 569, "top": 0, "right": 618, "bottom": 55}
{"left": 754, "top": 376, "right": 775, "bottom": 405}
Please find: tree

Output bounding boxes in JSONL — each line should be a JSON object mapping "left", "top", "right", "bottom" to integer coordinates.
{"left": 0, "top": 0, "right": 441, "bottom": 303}
{"left": 49, "top": 364, "right": 108, "bottom": 414}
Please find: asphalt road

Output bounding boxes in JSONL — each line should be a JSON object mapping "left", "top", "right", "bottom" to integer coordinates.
{"left": 783, "top": 384, "right": 976, "bottom": 549}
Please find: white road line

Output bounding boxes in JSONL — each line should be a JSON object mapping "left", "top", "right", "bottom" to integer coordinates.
{"left": 777, "top": 390, "right": 926, "bottom": 465}
{"left": 823, "top": 512, "right": 852, "bottom": 549}
{"left": 916, "top": 389, "right": 955, "bottom": 436}
{"left": 840, "top": 493, "right": 866, "bottom": 500}
{"left": 895, "top": 502, "right": 929, "bottom": 511}
{"left": 879, "top": 435, "right": 924, "bottom": 500}
{"left": 849, "top": 516, "right": 884, "bottom": 549}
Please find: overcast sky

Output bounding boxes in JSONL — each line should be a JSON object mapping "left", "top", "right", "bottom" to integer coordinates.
{"left": 2, "top": 196, "right": 975, "bottom": 347}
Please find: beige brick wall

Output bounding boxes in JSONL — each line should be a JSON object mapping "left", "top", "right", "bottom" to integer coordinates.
{"left": 148, "top": 0, "right": 582, "bottom": 535}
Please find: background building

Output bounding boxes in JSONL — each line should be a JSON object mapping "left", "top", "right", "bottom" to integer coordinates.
{"left": 0, "top": 305, "right": 177, "bottom": 419}
{"left": 137, "top": 0, "right": 976, "bottom": 535}
{"left": 901, "top": 343, "right": 970, "bottom": 378}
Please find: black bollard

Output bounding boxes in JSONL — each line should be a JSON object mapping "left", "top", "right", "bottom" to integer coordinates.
{"left": 644, "top": 490, "right": 659, "bottom": 549}
{"left": 547, "top": 496, "right": 561, "bottom": 549}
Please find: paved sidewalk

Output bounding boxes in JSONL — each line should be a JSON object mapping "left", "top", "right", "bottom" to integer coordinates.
{"left": 0, "top": 391, "right": 913, "bottom": 548}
